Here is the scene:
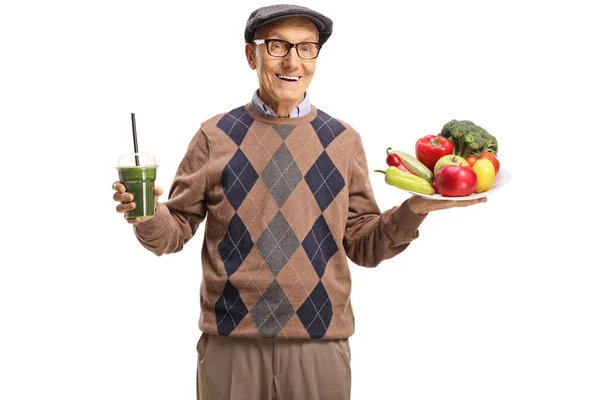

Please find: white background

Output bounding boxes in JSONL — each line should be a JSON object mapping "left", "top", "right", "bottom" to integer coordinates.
{"left": 1, "top": 0, "right": 598, "bottom": 399}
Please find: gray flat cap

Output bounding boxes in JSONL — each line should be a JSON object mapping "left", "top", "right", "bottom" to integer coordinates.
{"left": 245, "top": 4, "right": 333, "bottom": 45}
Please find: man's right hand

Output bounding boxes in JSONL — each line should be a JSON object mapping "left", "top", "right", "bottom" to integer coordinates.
{"left": 112, "top": 181, "right": 163, "bottom": 224}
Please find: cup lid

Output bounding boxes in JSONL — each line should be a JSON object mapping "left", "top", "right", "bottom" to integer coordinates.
{"left": 117, "top": 152, "right": 157, "bottom": 167}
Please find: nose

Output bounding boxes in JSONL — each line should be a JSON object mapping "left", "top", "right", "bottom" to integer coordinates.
{"left": 281, "top": 46, "right": 300, "bottom": 69}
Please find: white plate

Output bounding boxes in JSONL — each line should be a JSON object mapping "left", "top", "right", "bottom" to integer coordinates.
{"left": 406, "top": 168, "right": 511, "bottom": 201}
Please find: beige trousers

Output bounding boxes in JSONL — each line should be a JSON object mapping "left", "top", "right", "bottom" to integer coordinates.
{"left": 196, "top": 333, "right": 351, "bottom": 400}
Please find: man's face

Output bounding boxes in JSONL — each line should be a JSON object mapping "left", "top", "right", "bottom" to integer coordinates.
{"left": 245, "top": 17, "right": 319, "bottom": 109}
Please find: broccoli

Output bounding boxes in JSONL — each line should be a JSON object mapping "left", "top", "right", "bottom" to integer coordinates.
{"left": 438, "top": 119, "right": 498, "bottom": 158}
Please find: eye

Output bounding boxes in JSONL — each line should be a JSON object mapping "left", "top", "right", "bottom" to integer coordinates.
{"left": 269, "top": 40, "right": 285, "bottom": 50}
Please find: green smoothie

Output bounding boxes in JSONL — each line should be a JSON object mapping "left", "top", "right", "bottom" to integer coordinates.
{"left": 117, "top": 165, "right": 158, "bottom": 219}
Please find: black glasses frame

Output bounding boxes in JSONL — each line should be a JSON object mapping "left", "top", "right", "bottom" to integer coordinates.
{"left": 253, "top": 39, "right": 322, "bottom": 60}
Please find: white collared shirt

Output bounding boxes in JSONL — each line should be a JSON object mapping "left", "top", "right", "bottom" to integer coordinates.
{"left": 251, "top": 90, "right": 311, "bottom": 118}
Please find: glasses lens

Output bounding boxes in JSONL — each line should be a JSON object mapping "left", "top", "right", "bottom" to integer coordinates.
{"left": 297, "top": 42, "right": 320, "bottom": 59}
{"left": 267, "top": 40, "right": 290, "bottom": 57}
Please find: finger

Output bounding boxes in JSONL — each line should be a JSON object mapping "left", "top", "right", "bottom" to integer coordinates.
{"left": 112, "top": 181, "right": 127, "bottom": 193}
{"left": 153, "top": 186, "right": 163, "bottom": 205}
{"left": 113, "top": 192, "right": 134, "bottom": 203}
{"left": 459, "top": 197, "right": 487, "bottom": 207}
{"left": 116, "top": 202, "right": 136, "bottom": 213}
{"left": 127, "top": 217, "right": 141, "bottom": 224}
{"left": 422, "top": 198, "right": 481, "bottom": 212}
{"left": 445, "top": 198, "right": 486, "bottom": 208}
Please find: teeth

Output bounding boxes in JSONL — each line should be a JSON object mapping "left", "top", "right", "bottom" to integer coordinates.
{"left": 277, "top": 74, "right": 300, "bottom": 81}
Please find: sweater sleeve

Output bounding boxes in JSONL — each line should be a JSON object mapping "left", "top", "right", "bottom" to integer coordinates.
{"left": 343, "top": 133, "right": 427, "bottom": 268}
{"left": 133, "top": 127, "right": 210, "bottom": 256}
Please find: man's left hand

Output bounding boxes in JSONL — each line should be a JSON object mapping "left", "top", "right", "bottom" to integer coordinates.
{"left": 407, "top": 195, "right": 487, "bottom": 215}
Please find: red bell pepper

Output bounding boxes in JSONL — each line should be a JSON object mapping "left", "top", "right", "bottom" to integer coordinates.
{"left": 386, "top": 147, "right": 414, "bottom": 174}
{"left": 415, "top": 135, "right": 454, "bottom": 173}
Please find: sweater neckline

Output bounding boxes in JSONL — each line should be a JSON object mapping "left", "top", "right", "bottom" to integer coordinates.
{"left": 245, "top": 103, "right": 317, "bottom": 125}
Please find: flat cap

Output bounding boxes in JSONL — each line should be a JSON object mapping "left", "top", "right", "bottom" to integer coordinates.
{"left": 245, "top": 4, "right": 333, "bottom": 45}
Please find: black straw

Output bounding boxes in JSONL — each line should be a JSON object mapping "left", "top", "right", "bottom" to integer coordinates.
{"left": 131, "top": 113, "right": 139, "bottom": 166}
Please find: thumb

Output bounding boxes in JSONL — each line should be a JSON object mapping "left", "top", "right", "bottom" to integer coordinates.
{"left": 153, "top": 186, "right": 163, "bottom": 204}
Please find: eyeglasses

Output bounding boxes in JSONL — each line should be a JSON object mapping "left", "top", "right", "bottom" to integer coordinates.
{"left": 253, "top": 39, "right": 321, "bottom": 60}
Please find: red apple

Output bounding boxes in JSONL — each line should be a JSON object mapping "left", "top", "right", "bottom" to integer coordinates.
{"left": 434, "top": 165, "right": 477, "bottom": 197}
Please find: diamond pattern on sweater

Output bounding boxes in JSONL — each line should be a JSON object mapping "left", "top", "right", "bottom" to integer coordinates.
{"left": 218, "top": 214, "right": 254, "bottom": 277}
{"left": 310, "top": 109, "right": 346, "bottom": 148}
{"left": 217, "top": 106, "right": 255, "bottom": 146}
{"left": 273, "top": 125, "right": 295, "bottom": 140}
{"left": 212, "top": 106, "right": 354, "bottom": 339}
{"left": 256, "top": 211, "right": 300, "bottom": 276}
{"left": 222, "top": 149, "right": 259, "bottom": 211}
{"left": 275, "top": 249, "right": 321, "bottom": 311}
{"left": 250, "top": 280, "right": 295, "bottom": 338}
{"left": 236, "top": 179, "right": 280, "bottom": 242}
{"left": 296, "top": 281, "right": 332, "bottom": 339}
{"left": 302, "top": 214, "right": 338, "bottom": 278}
{"left": 304, "top": 150, "right": 345, "bottom": 212}
{"left": 215, "top": 280, "right": 248, "bottom": 336}
{"left": 278, "top": 180, "right": 319, "bottom": 248}
{"left": 261, "top": 142, "right": 304, "bottom": 208}
{"left": 228, "top": 250, "right": 277, "bottom": 312}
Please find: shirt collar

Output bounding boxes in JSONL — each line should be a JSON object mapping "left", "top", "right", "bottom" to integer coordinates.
{"left": 251, "top": 90, "right": 311, "bottom": 118}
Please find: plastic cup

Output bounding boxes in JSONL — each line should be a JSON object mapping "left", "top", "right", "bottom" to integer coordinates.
{"left": 116, "top": 152, "right": 158, "bottom": 219}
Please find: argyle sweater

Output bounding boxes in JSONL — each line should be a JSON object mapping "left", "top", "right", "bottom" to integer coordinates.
{"left": 133, "top": 104, "right": 427, "bottom": 339}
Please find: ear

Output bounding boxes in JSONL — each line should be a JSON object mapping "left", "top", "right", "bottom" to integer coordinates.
{"left": 245, "top": 43, "right": 256, "bottom": 70}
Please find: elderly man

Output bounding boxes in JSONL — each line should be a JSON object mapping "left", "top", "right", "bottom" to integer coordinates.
{"left": 112, "top": 4, "right": 485, "bottom": 400}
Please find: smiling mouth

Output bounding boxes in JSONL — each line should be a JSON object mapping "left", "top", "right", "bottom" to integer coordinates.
{"left": 276, "top": 74, "right": 301, "bottom": 82}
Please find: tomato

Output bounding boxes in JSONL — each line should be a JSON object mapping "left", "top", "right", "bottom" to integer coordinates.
{"left": 480, "top": 152, "right": 500, "bottom": 174}
{"left": 466, "top": 155, "right": 477, "bottom": 167}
